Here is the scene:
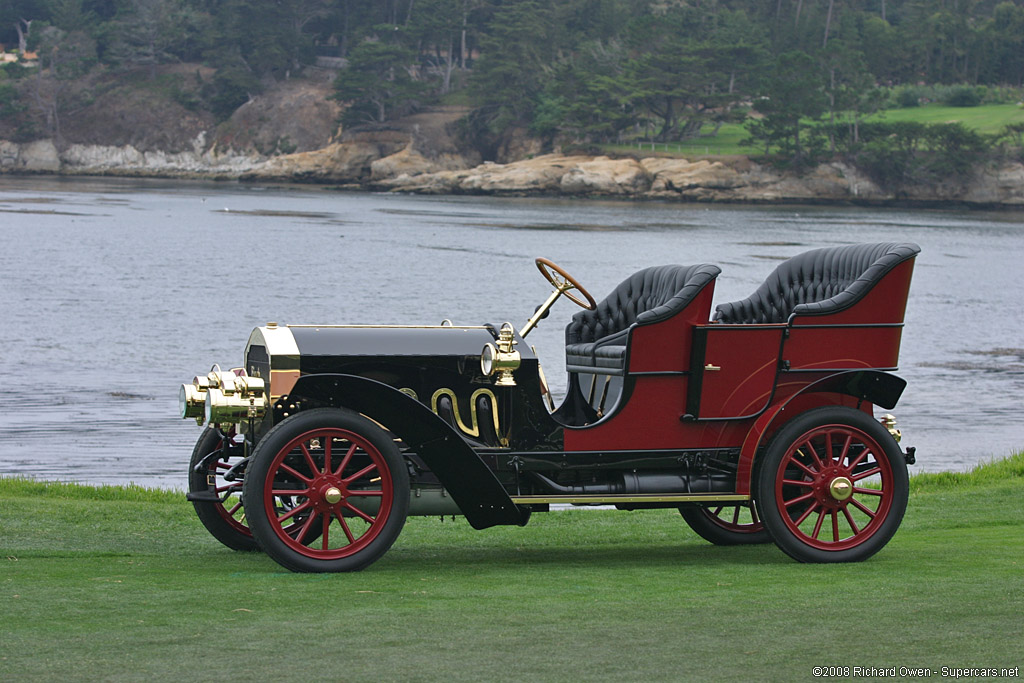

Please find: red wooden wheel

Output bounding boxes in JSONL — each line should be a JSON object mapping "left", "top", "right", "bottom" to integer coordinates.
{"left": 188, "top": 428, "right": 258, "bottom": 551}
{"left": 756, "top": 407, "right": 908, "bottom": 562}
{"left": 679, "top": 503, "right": 770, "bottom": 545}
{"left": 244, "top": 409, "right": 409, "bottom": 572}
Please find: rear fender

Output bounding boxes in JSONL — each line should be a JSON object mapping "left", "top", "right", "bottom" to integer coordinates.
{"left": 735, "top": 370, "right": 907, "bottom": 495}
{"left": 282, "top": 374, "right": 526, "bottom": 529}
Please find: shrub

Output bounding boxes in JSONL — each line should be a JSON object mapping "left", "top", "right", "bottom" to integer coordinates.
{"left": 895, "top": 88, "right": 921, "bottom": 108}
{"left": 202, "top": 66, "right": 262, "bottom": 121}
{"left": 944, "top": 86, "right": 983, "bottom": 107}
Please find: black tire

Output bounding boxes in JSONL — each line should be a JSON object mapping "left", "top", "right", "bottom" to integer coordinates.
{"left": 679, "top": 503, "right": 771, "bottom": 545}
{"left": 188, "top": 428, "right": 260, "bottom": 552}
{"left": 754, "top": 406, "right": 908, "bottom": 563}
{"left": 243, "top": 408, "right": 409, "bottom": 573}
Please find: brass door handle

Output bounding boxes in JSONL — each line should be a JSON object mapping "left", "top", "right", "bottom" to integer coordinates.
{"left": 704, "top": 363, "right": 721, "bottom": 371}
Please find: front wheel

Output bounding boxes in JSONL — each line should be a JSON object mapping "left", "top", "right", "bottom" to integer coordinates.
{"left": 755, "top": 406, "right": 908, "bottom": 563}
{"left": 188, "top": 428, "right": 259, "bottom": 552}
{"left": 243, "top": 409, "right": 409, "bottom": 573}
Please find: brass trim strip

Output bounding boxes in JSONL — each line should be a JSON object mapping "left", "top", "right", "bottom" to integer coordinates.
{"left": 286, "top": 324, "right": 491, "bottom": 330}
{"left": 431, "top": 388, "right": 507, "bottom": 447}
{"left": 510, "top": 494, "right": 752, "bottom": 505}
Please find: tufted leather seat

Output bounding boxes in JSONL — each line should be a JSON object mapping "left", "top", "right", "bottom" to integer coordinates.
{"left": 713, "top": 242, "right": 921, "bottom": 324}
{"left": 566, "top": 263, "right": 721, "bottom": 374}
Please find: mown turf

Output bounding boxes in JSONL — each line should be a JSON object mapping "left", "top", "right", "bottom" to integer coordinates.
{"left": 598, "top": 103, "right": 1024, "bottom": 159}
{"left": 2, "top": 454, "right": 1022, "bottom": 682}
{"left": 867, "top": 103, "right": 1024, "bottom": 135}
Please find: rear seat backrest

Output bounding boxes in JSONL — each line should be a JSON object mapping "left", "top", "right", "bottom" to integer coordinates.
{"left": 713, "top": 242, "right": 921, "bottom": 324}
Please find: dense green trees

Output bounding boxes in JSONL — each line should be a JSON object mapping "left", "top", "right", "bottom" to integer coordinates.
{"left": 2, "top": 0, "right": 1023, "bottom": 164}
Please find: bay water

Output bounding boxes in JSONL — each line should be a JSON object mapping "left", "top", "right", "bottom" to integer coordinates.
{"left": 1, "top": 175, "right": 1021, "bottom": 488}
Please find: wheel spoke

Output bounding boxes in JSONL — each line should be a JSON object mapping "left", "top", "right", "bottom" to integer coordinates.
{"left": 299, "top": 443, "right": 320, "bottom": 477}
{"left": 338, "top": 515, "right": 356, "bottom": 544}
{"left": 346, "top": 489, "right": 383, "bottom": 497}
{"left": 334, "top": 443, "right": 358, "bottom": 477}
{"left": 847, "top": 446, "right": 869, "bottom": 471}
{"left": 850, "top": 497, "right": 878, "bottom": 519}
{"left": 811, "top": 509, "right": 826, "bottom": 539}
{"left": 272, "top": 486, "right": 310, "bottom": 497}
{"left": 794, "top": 502, "right": 819, "bottom": 526}
{"left": 342, "top": 501, "right": 376, "bottom": 524}
{"left": 750, "top": 505, "right": 760, "bottom": 524}
{"left": 344, "top": 462, "right": 378, "bottom": 484}
{"left": 276, "top": 499, "right": 311, "bottom": 524}
{"left": 851, "top": 466, "right": 881, "bottom": 482}
{"left": 293, "top": 511, "right": 319, "bottom": 544}
{"left": 782, "top": 477, "right": 814, "bottom": 488}
{"left": 853, "top": 486, "right": 884, "bottom": 497}
{"left": 279, "top": 462, "right": 312, "bottom": 485}
{"left": 322, "top": 438, "right": 332, "bottom": 477}
{"left": 802, "top": 440, "right": 825, "bottom": 469}
{"left": 732, "top": 506, "right": 740, "bottom": 526}
{"left": 836, "top": 432, "right": 853, "bottom": 467}
{"left": 784, "top": 490, "right": 816, "bottom": 508}
{"left": 831, "top": 511, "right": 840, "bottom": 542}
{"left": 790, "top": 458, "right": 818, "bottom": 477}
{"left": 841, "top": 505, "right": 861, "bottom": 534}
{"left": 227, "top": 500, "right": 243, "bottom": 516}
{"left": 321, "top": 513, "right": 331, "bottom": 550}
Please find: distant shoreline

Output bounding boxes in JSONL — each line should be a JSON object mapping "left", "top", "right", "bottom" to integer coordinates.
{"left": 3, "top": 142, "right": 1024, "bottom": 210}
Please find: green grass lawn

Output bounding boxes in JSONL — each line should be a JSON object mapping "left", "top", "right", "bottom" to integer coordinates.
{"left": 868, "top": 103, "right": 1024, "bottom": 135}
{"left": 602, "top": 122, "right": 750, "bottom": 157}
{"left": 597, "top": 103, "right": 1024, "bottom": 159}
{"left": 2, "top": 454, "right": 1023, "bottom": 682}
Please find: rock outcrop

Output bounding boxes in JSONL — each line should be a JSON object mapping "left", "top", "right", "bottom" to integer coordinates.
{"left": 3, "top": 136, "right": 1022, "bottom": 207}
{"left": 370, "top": 152, "right": 1024, "bottom": 206}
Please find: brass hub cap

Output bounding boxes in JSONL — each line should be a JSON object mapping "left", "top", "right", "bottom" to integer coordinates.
{"left": 829, "top": 476, "right": 854, "bottom": 501}
{"left": 324, "top": 486, "right": 344, "bottom": 505}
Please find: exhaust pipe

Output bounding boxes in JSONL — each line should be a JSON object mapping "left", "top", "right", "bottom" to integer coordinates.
{"left": 530, "top": 470, "right": 734, "bottom": 496}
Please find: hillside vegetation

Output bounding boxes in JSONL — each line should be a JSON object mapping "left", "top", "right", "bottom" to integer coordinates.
{"left": 2, "top": 1, "right": 1024, "bottom": 184}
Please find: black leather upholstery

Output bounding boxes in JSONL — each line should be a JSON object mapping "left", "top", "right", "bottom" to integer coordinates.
{"left": 713, "top": 242, "right": 921, "bottom": 324}
{"left": 566, "top": 263, "right": 721, "bottom": 373}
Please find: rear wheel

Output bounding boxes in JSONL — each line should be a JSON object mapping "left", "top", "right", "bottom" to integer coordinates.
{"left": 755, "top": 406, "right": 908, "bottom": 563}
{"left": 243, "top": 409, "right": 409, "bottom": 573}
{"left": 679, "top": 503, "right": 770, "bottom": 545}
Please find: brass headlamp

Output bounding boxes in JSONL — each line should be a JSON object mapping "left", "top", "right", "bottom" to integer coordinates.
{"left": 180, "top": 366, "right": 268, "bottom": 427}
{"left": 481, "top": 323, "right": 521, "bottom": 387}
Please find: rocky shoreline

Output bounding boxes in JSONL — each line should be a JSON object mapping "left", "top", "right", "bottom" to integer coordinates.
{"left": 3, "top": 137, "right": 1023, "bottom": 208}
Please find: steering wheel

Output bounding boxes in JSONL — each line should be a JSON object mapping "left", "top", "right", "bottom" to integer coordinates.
{"left": 535, "top": 257, "right": 597, "bottom": 310}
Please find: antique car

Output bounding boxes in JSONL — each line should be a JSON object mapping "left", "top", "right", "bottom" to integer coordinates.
{"left": 180, "top": 242, "right": 920, "bottom": 572}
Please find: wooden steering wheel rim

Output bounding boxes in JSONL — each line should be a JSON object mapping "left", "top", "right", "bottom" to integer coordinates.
{"left": 535, "top": 257, "right": 597, "bottom": 310}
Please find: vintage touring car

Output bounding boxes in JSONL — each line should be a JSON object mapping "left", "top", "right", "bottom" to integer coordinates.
{"left": 180, "top": 242, "right": 920, "bottom": 572}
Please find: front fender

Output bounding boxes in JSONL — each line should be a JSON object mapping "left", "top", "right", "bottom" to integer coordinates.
{"left": 283, "top": 373, "right": 527, "bottom": 530}
{"left": 735, "top": 370, "right": 908, "bottom": 495}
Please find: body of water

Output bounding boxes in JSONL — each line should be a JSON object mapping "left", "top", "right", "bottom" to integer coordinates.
{"left": 1, "top": 176, "right": 1022, "bottom": 488}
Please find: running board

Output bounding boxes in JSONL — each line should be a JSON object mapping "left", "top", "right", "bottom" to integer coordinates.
{"left": 510, "top": 493, "right": 751, "bottom": 505}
